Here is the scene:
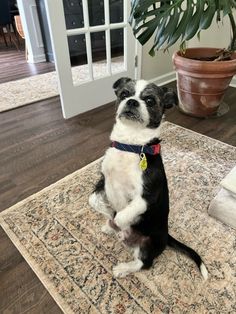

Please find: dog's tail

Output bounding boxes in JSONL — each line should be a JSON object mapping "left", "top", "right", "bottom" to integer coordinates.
{"left": 167, "top": 234, "right": 208, "bottom": 280}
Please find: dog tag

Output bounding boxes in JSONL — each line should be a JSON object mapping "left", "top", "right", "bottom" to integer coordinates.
{"left": 139, "top": 153, "right": 147, "bottom": 171}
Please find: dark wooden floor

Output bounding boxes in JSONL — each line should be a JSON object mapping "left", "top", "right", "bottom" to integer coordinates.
{"left": 0, "top": 81, "right": 236, "bottom": 313}
{"left": 0, "top": 40, "right": 55, "bottom": 84}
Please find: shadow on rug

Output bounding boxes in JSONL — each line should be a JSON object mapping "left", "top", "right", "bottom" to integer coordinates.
{"left": 0, "top": 122, "right": 236, "bottom": 314}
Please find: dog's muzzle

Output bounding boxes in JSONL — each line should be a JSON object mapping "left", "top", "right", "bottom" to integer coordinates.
{"left": 119, "top": 99, "right": 143, "bottom": 122}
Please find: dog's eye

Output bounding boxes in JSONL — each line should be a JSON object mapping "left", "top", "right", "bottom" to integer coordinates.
{"left": 120, "top": 90, "right": 130, "bottom": 99}
{"left": 145, "top": 97, "right": 155, "bottom": 106}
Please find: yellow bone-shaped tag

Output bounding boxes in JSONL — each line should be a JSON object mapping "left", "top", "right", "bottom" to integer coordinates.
{"left": 139, "top": 153, "right": 147, "bottom": 171}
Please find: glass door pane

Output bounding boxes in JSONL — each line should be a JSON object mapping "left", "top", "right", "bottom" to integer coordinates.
{"left": 111, "top": 28, "right": 124, "bottom": 74}
{"left": 91, "top": 31, "right": 108, "bottom": 79}
{"left": 110, "top": 0, "right": 123, "bottom": 23}
{"left": 88, "top": 0, "right": 105, "bottom": 26}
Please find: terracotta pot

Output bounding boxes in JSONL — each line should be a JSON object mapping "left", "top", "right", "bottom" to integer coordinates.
{"left": 173, "top": 48, "right": 236, "bottom": 117}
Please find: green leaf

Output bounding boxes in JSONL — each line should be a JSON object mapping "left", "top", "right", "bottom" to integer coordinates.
{"left": 137, "top": 20, "right": 159, "bottom": 45}
{"left": 197, "top": 31, "right": 201, "bottom": 41}
{"left": 132, "top": 4, "right": 173, "bottom": 26}
{"left": 132, "top": 0, "right": 163, "bottom": 19}
{"left": 183, "top": 1, "right": 205, "bottom": 41}
{"left": 200, "top": 0, "right": 216, "bottom": 30}
{"left": 155, "top": 6, "right": 180, "bottom": 49}
{"left": 180, "top": 41, "right": 187, "bottom": 54}
{"left": 166, "top": 0, "right": 194, "bottom": 48}
{"left": 221, "top": 0, "right": 232, "bottom": 16}
{"left": 133, "top": 17, "right": 159, "bottom": 36}
{"left": 229, "top": 0, "right": 236, "bottom": 8}
{"left": 149, "top": 45, "right": 156, "bottom": 57}
{"left": 154, "top": 17, "right": 169, "bottom": 42}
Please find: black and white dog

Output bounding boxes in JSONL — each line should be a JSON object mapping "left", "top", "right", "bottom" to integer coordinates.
{"left": 89, "top": 77, "right": 208, "bottom": 279}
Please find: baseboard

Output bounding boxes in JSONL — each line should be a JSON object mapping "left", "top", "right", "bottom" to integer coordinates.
{"left": 148, "top": 71, "right": 176, "bottom": 86}
{"left": 150, "top": 72, "right": 236, "bottom": 88}
{"left": 230, "top": 76, "right": 236, "bottom": 87}
{"left": 22, "top": 61, "right": 235, "bottom": 87}
{"left": 45, "top": 52, "right": 54, "bottom": 63}
{"left": 27, "top": 53, "right": 46, "bottom": 63}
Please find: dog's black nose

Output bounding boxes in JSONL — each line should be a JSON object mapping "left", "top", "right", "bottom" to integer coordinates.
{"left": 127, "top": 99, "right": 139, "bottom": 107}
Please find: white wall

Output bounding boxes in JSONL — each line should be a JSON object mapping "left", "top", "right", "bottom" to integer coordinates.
{"left": 141, "top": 41, "right": 178, "bottom": 82}
{"left": 17, "top": 0, "right": 46, "bottom": 63}
{"left": 189, "top": 17, "right": 232, "bottom": 49}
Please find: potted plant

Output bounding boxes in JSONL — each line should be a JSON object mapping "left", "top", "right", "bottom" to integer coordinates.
{"left": 129, "top": 0, "right": 236, "bottom": 117}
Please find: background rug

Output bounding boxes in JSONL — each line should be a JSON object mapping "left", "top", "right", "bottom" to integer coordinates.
{"left": 0, "top": 57, "right": 123, "bottom": 113}
{"left": 1, "top": 122, "right": 236, "bottom": 314}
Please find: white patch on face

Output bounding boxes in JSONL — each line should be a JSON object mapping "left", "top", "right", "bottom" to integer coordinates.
{"left": 135, "top": 80, "right": 149, "bottom": 98}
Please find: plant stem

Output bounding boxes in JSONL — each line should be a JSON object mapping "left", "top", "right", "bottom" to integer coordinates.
{"left": 228, "top": 12, "right": 236, "bottom": 51}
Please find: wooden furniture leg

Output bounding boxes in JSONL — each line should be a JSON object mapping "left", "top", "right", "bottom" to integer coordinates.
{"left": 6, "top": 23, "right": 20, "bottom": 51}
{"left": 0, "top": 26, "right": 8, "bottom": 46}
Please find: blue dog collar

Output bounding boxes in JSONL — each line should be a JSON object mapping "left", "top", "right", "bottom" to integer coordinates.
{"left": 111, "top": 141, "right": 161, "bottom": 155}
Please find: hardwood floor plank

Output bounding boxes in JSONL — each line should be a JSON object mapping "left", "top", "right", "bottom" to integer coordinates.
{"left": 0, "top": 45, "right": 55, "bottom": 84}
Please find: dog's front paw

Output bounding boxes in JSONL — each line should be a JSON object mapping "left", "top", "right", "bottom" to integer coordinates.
{"left": 88, "top": 193, "right": 97, "bottom": 210}
{"left": 114, "top": 211, "right": 129, "bottom": 230}
{"left": 101, "top": 223, "right": 115, "bottom": 235}
{"left": 117, "top": 231, "right": 125, "bottom": 242}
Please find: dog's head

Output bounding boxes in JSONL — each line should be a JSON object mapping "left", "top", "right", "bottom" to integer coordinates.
{"left": 113, "top": 77, "right": 178, "bottom": 129}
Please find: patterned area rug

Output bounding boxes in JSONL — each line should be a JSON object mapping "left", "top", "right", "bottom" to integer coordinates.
{"left": 0, "top": 57, "right": 123, "bottom": 113}
{"left": 0, "top": 122, "right": 236, "bottom": 314}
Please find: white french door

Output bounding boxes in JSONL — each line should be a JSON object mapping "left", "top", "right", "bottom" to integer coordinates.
{"left": 44, "top": 0, "right": 138, "bottom": 119}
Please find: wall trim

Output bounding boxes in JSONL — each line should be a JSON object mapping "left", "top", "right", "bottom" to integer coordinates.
{"left": 148, "top": 71, "right": 236, "bottom": 87}
{"left": 28, "top": 53, "right": 46, "bottom": 63}
{"left": 148, "top": 71, "right": 176, "bottom": 86}
{"left": 148, "top": 72, "right": 236, "bottom": 88}
{"left": 30, "top": 4, "right": 44, "bottom": 48}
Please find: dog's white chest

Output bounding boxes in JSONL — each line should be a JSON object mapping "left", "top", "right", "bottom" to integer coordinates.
{"left": 102, "top": 148, "right": 143, "bottom": 211}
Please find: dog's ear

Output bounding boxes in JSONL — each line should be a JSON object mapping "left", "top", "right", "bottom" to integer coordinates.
{"left": 162, "top": 87, "right": 178, "bottom": 109}
{"left": 113, "top": 77, "right": 132, "bottom": 95}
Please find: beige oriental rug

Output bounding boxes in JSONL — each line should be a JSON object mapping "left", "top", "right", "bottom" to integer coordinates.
{"left": 1, "top": 122, "right": 236, "bottom": 314}
{"left": 0, "top": 57, "right": 123, "bottom": 113}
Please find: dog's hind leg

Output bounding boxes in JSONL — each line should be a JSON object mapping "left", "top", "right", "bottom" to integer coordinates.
{"left": 139, "top": 239, "right": 164, "bottom": 270}
{"left": 113, "top": 247, "right": 143, "bottom": 278}
{"left": 113, "top": 238, "right": 165, "bottom": 277}
{"left": 89, "top": 192, "right": 114, "bottom": 218}
{"left": 101, "top": 219, "right": 116, "bottom": 235}
{"left": 89, "top": 174, "right": 115, "bottom": 219}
